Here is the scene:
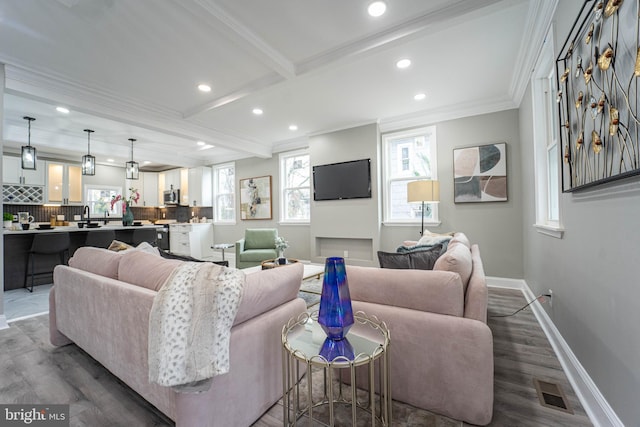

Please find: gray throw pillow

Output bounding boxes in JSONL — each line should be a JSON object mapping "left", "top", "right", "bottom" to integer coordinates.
{"left": 408, "top": 244, "right": 443, "bottom": 270}
{"left": 377, "top": 251, "right": 412, "bottom": 269}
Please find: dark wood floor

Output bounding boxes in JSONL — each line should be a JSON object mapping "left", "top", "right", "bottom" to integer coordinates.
{"left": 0, "top": 288, "right": 592, "bottom": 426}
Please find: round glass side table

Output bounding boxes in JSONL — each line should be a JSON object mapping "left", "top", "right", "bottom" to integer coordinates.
{"left": 281, "top": 311, "right": 391, "bottom": 426}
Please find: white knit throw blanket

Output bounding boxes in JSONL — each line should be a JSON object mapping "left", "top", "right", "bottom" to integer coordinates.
{"left": 148, "top": 262, "right": 245, "bottom": 393}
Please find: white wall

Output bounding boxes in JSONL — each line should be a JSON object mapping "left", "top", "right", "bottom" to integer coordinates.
{"left": 520, "top": 3, "right": 640, "bottom": 424}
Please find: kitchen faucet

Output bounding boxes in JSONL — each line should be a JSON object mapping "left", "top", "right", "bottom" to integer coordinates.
{"left": 82, "top": 205, "right": 90, "bottom": 224}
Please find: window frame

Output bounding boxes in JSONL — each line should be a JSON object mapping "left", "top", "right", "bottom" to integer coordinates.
{"left": 84, "top": 184, "right": 123, "bottom": 216}
{"left": 382, "top": 126, "right": 439, "bottom": 226}
{"left": 212, "top": 162, "right": 236, "bottom": 225}
{"left": 532, "top": 26, "right": 563, "bottom": 238}
{"left": 279, "top": 149, "right": 310, "bottom": 224}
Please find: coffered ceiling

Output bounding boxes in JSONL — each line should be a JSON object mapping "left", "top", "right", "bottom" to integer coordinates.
{"left": 0, "top": 0, "right": 555, "bottom": 171}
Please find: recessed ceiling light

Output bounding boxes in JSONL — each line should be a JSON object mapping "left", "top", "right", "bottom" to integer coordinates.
{"left": 198, "top": 84, "right": 211, "bottom": 92}
{"left": 252, "top": 108, "right": 263, "bottom": 115}
{"left": 396, "top": 59, "right": 411, "bottom": 69}
{"left": 368, "top": 1, "right": 386, "bottom": 17}
{"left": 56, "top": 106, "right": 69, "bottom": 114}
{"left": 196, "top": 141, "right": 206, "bottom": 146}
{"left": 143, "top": 161, "right": 152, "bottom": 165}
{"left": 414, "top": 93, "right": 426, "bottom": 101}
{"left": 289, "top": 125, "right": 298, "bottom": 131}
{"left": 107, "top": 158, "right": 114, "bottom": 162}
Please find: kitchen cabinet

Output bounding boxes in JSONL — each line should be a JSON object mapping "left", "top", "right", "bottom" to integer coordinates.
{"left": 187, "top": 166, "right": 213, "bottom": 206}
{"left": 2, "top": 156, "right": 45, "bottom": 185}
{"left": 169, "top": 223, "right": 214, "bottom": 259}
{"left": 126, "top": 172, "right": 158, "bottom": 207}
{"left": 46, "top": 162, "right": 82, "bottom": 205}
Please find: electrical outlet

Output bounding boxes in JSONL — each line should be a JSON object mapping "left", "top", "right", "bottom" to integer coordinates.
{"left": 343, "top": 250, "right": 349, "bottom": 258}
{"left": 548, "top": 289, "right": 553, "bottom": 308}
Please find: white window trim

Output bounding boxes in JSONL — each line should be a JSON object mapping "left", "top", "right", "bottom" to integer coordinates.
{"left": 279, "top": 149, "right": 310, "bottom": 225}
{"left": 532, "top": 26, "right": 564, "bottom": 239}
{"left": 212, "top": 162, "right": 236, "bottom": 225}
{"left": 382, "top": 126, "right": 439, "bottom": 226}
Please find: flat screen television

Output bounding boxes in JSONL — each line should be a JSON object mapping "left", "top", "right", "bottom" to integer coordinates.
{"left": 313, "top": 158, "right": 371, "bottom": 201}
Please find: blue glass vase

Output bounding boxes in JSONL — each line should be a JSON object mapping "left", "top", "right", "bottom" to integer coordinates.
{"left": 122, "top": 205, "right": 134, "bottom": 226}
{"left": 319, "top": 337, "right": 355, "bottom": 361}
{"left": 318, "top": 257, "right": 354, "bottom": 341}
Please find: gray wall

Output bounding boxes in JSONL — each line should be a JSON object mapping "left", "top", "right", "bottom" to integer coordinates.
{"left": 520, "top": 3, "right": 640, "bottom": 424}
{"left": 0, "top": 63, "right": 5, "bottom": 321}
{"left": 309, "top": 124, "right": 380, "bottom": 266}
{"left": 381, "top": 110, "right": 524, "bottom": 278}
{"left": 211, "top": 154, "right": 312, "bottom": 261}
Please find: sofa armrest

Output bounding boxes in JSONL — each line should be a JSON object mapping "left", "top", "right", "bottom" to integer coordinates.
{"left": 346, "top": 265, "right": 464, "bottom": 317}
{"left": 350, "top": 300, "right": 493, "bottom": 425}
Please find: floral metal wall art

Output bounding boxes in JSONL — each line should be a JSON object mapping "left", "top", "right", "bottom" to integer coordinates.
{"left": 557, "top": 0, "right": 640, "bottom": 192}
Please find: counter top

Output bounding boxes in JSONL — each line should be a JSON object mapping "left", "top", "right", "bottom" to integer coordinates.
{"left": 3, "top": 223, "right": 163, "bottom": 235}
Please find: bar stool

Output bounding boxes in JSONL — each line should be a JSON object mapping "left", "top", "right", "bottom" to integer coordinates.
{"left": 84, "top": 230, "right": 116, "bottom": 248}
{"left": 24, "top": 232, "right": 70, "bottom": 292}
{"left": 132, "top": 228, "right": 158, "bottom": 246}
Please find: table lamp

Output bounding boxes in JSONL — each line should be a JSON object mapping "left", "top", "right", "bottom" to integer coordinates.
{"left": 407, "top": 180, "right": 440, "bottom": 235}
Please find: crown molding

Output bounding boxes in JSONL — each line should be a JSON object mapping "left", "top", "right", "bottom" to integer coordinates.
{"left": 509, "top": 0, "right": 558, "bottom": 106}
{"left": 378, "top": 97, "right": 517, "bottom": 133}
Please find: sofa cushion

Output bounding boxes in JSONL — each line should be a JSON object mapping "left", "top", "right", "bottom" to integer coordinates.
{"left": 239, "top": 248, "right": 278, "bottom": 262}
{"left": 377, "top": 251, "right": 412, "bottom": 269}
{"left": 433, "top": 242, "right": 473, "bottom": 293}
{"left": 450, "top": 232, "right": 471, "bottom": 249}
{"left": 118, "top": 251, "right": 183, "bottom": 292}
{"left": 378, "top": 244, "right": 443, "bottom": 270}
{"left": 108, "top": 240, "right": 134, "bottom": 252}
{"left": 68, "top": 246, "right": 123, "bottom": 279}
{"left": 234, "top": 262, "right": 303, "bottom": 325}
{"left": 244, "top": 229, "right": 277, "bottom": 250}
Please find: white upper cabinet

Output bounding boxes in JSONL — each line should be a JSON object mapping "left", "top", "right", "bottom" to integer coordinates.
{"left": 126, "top": 172, "right": 159, "bottom": 207}
{"left": 2, "top": 156, "right": 45, "bottom": 185}
{"left": 187, "top": 166, "right": 212, "bottom": 207}
{"left": 46, "top": 161, "right": 83, "bottom": 205}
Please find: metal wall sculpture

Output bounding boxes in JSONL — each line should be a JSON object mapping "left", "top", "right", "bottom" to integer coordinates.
{"left": 557, "top": 0, "right": 640, "bottom": 192}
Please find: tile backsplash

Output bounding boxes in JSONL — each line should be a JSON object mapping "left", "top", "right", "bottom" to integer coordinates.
{"left": 3, "top": 204, "right": 213, "bottom": 223}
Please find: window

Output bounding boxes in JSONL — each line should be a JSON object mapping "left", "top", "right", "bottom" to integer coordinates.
{"left": 382, "top": 126, "right": 438, "bottom": 224}
{"left": 280, "top": 150, "right": 310, "bottom": 223}
{"left": 532, "top": 27, "right": 563, "bottom": 238}
{"left": 85, "top": 185, "right": 122, "bottom": 216}
{"left": 213, "top": 163, "right": 235, "bottom": 223}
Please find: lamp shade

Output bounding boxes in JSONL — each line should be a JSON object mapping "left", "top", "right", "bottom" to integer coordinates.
{"left": 407, "top": 180, "right": 440, "bottom": 203}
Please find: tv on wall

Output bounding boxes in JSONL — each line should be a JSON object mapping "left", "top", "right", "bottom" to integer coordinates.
{"left": 313, "top": 158, "right": 371, "bottom": 201}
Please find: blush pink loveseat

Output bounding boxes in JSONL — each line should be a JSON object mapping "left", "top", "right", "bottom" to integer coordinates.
{"left": 345, "top": 234, "right": 494, "bottom": 425}
{"left": 49, "top": 246, "right": 307, "bottom": 427}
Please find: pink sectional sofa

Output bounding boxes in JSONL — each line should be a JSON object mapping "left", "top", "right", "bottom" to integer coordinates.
{"left": 49, "top": 247, "right": 307, "bottom": 427}
{"left": 345, "top": 234, "right": 494, "bottom": 425}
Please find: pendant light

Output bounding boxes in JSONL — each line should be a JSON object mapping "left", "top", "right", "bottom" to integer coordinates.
{"left": 125, "top": 138, "right": 139, "bottom": 179}
{"left": 82, "top": 129, "right": 96, "bottom": 176}
{"left": 21, "top": 116, "right": 37, "bottom": 170}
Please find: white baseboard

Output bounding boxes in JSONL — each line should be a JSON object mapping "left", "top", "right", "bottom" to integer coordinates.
{"left": 0, "top": 314, "right": 8, "bottom": 330}
{"left": 488, "top": 277, "right": 623, "bottom": 427}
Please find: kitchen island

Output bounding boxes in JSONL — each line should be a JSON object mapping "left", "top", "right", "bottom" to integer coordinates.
{"left": 4, "top": 224, "right": 163, "bottom": 291}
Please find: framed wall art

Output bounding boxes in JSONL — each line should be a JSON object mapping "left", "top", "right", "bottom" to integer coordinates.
{"left": 240, "top": 175, "right": 272, "bottom": 220}
{"left": 557, "top": 0, "right": 640, "bottom": 192}
{"left": 454, "top": 142, "right": 508, "bottom": 203}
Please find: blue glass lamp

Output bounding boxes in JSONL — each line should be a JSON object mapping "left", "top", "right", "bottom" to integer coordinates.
{"left": 318, "top": 257, "right": 354, "bottom": 340}
{"left": 319, "top": 337, "right": 355, "bottom": 361}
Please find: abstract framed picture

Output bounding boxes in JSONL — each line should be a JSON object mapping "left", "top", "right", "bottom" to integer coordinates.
{"left": 240, "top": 175, "right": 272, "bottom": 220}
{"left": 454, "top": 142, "right": 508, "bottom": 203}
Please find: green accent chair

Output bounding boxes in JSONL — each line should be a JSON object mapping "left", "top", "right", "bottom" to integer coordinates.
{"left": 236, "top": 228, "right": 278, "bottom": 269}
